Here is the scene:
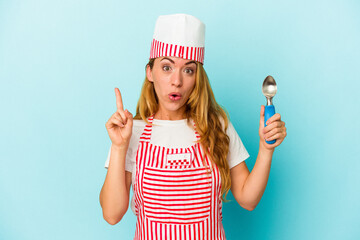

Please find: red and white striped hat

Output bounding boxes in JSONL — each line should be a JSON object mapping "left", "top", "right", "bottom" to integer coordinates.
{"left": 149, "top": 14, "right": 206, "bottom": 64}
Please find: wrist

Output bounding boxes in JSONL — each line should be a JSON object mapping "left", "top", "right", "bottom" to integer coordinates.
{"left": 259, "top": 143, "right": 275, "bottom": 155}
{"left": 111, "top": 142, "right": 130, "bottom": 151}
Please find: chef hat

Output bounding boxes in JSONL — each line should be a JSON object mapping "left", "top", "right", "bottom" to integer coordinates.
{"left": 149, "top": 13, "right": 206, "bottom": 64}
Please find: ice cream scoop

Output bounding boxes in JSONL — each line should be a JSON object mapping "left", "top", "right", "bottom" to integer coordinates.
{"left": 262, "top": 75, "right": 277, "bottom": 144}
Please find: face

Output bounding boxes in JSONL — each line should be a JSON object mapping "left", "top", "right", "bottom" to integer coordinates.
{"left": 146, "top": 56, "right": 197, "bottom": 119}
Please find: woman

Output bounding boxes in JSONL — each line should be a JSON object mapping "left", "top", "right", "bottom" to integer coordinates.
{"left": 100, "top": 13, "right": 287, "bottom": 239}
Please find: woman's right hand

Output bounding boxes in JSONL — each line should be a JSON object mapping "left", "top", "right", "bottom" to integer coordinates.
{"left": 105, "top": 88, "right": 133, "bottom": 148}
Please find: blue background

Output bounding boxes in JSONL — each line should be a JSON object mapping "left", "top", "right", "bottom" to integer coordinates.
{"left": 1, "top": 0, "right": 359, "bottom": 239}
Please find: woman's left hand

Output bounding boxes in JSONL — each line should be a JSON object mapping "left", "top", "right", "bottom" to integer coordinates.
{"left": 259, "top": 105, "right": 287, "bottom": 150}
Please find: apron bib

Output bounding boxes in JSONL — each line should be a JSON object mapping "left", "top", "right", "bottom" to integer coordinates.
{"left": 133, "top": 116, "right": 226, "bottom": 240}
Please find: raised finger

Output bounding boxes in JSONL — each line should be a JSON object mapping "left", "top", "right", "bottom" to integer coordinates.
{"left": 115, "top": 88, "right": 124, "bottom": 110}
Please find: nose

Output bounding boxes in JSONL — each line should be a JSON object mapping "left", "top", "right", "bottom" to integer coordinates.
{"left": 171, "top": 70, "right": 183, "bottom": 87}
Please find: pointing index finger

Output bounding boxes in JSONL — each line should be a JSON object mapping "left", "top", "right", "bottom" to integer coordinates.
{"left": 115, "top": 88, "right": 124, "bottom": 110}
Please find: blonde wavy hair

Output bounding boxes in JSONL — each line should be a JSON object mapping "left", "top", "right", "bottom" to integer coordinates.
{"left": 134, "top": 58, "right": 231, "bottom": 202}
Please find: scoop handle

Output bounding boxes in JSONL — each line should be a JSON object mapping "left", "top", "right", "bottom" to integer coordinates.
{"left": 264, "top": 105, "right": 276, "bottom": 144}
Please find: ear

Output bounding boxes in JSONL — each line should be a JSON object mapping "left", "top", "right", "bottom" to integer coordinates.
{"left": 146, "top": 65, "right": 153, "bottom": 82}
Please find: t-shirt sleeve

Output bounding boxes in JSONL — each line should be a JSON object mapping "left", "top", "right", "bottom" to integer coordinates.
{"left": 226, "top": 121, "right": 250, "bottom": 169}
{"left": 104, "top": 144, "right": 135, "bottom": 172}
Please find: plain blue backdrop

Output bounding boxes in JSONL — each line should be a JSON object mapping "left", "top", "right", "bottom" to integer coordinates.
{"left": 1, "top": 0, "right": 359, "bottom": 239}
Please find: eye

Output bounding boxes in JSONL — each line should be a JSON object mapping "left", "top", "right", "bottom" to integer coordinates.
{"left": 184, "top": 68, "right": 194, "bottom": 74}
{"left": 162, "top": 65, "right": 171, "bottom": 71}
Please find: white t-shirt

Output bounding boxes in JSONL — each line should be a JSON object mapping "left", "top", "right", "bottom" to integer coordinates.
{"left": 104, "top": 118, "right": 250, "bottom": 214}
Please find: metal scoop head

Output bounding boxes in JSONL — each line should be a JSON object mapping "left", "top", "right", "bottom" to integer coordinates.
{"left": 262, "top": 75, "right": 277, "bottom": 105}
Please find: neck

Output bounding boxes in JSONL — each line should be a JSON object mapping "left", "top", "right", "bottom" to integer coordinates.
{"left": 154, "top": 107, "right": 186, "bottom": 120}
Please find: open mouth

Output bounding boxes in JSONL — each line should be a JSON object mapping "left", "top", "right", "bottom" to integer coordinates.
{"left": 169, "top": 92, "right": 182, "bottom": 101}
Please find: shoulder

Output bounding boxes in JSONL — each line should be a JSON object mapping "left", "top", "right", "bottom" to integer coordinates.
{"left": 217, "top": 115, "right": 242, "bottom": 140}
{"left": 133, "top": 119, "right": 146, "bottom": 126}
{"left": 226, "top": 120, "right": 236, "bottom": 135}
{"left": 133, "top": 119, "right": 147, "bottom": 126}
{"left": 131, "top": 119, "right": 146, "bottom": 133}
{"left": 217, "top": 115, "right": 234, "bottom": 134}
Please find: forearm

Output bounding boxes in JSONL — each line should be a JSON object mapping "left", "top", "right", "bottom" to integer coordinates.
{"left": 100, "top": 144, "right": 130, "bottom": 222}
{"left": 241, "top": 145, "right": 274, "bottom": 209}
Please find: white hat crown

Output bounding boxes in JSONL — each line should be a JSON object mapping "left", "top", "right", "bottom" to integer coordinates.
{"left": 150, "top": 14, "right": 206, "bottom": 64}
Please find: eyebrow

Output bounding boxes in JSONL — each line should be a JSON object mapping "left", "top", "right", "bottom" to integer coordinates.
{"left": 161, "top": 57, "right": 197, "bottom": 66}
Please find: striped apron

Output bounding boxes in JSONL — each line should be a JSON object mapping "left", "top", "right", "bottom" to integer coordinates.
{"left": 133, "top": 116, "right": 226, "bottom": 240}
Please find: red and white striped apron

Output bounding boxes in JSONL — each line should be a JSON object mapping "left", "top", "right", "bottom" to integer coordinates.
{"left": 133, "top": 116, "right": 226, "bottom": 240}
